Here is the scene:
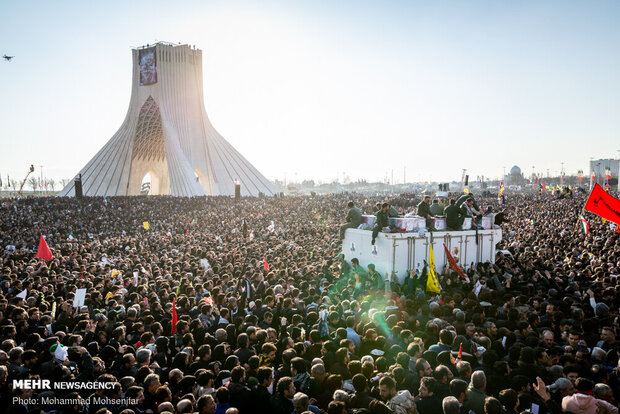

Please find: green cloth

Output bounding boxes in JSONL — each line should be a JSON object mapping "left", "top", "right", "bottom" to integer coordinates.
{"left": 387, "top": 206, "right": 399, "bottom": 217}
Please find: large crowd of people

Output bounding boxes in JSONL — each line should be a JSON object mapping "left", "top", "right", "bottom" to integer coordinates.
{"left": 0, "top": 189, "right": 618, "bottom": 414}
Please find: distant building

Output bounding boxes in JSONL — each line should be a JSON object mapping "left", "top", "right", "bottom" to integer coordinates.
{"left": 507, "top": 165, "right": 525, "bottom": 185}
{"left": 589, "top": 159, "right": 619, "bottom": 190}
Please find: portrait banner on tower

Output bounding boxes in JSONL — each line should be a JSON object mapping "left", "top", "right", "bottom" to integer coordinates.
{"left": 139, "top": 47, "right": 157, "bottom": 85}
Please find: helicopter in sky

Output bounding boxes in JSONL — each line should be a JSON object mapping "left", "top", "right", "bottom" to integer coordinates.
{"left": 3, "top": 55, "right": 15, "bottom": 62}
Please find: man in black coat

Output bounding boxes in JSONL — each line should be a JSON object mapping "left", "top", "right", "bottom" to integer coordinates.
{"left": 349, "top": 373, "right": 376, "bottom": 409}
{"left": 254, "top": 367, "right": 274, "bottom": 414}
{"left": 227, "top": 366, "right": 253, "bottom": 413}
{"left": 415, "top": 377, "right": 443, "bottom": 414}
{"left": 444, "top": 199, "right": 464, "bottom": 230}
{"left": 270, "top": 376, "right": 296, "bottom": 414}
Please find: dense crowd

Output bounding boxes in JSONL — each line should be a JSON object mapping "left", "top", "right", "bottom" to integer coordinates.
{"left": 0, "top": 190, "right": 618, "bottom": 414}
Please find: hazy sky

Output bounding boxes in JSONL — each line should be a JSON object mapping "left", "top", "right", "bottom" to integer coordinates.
{"left": 1, "top": 0, "right": 619, "bottom": 186}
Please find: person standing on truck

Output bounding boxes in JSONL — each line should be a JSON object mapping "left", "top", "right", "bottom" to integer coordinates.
{"left": 461, "top": 198, "right": 482, "bottom": 227}
{"left": 444, "top": 199, "right": 464, "bottom": 231}
{"left": 340, "top": 201, "right": 363, "bottom": 239}
{"left": 417, "top": 195, "right": 434, "bottom": 228}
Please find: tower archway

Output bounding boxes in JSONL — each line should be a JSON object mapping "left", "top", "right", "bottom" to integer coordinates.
{"left": 127, "top": 96, "right": 170, "bottom": 195}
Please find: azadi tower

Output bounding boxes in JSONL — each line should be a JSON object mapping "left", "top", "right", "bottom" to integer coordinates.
{"left": 58, "top": 42, "right": 277, "bottom": 197}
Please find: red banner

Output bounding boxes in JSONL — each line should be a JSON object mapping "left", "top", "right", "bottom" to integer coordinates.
{"left": 584, "top": 183, "right": 620, "bottom": 223}
{"left": 443, "top": 243, "right": 467, "bottom": 279}
{"left": 36, "top": 233, "right": 54, "bottom": 261}
{"left": 171, "top": 298, "right": 178, "bottom": 335}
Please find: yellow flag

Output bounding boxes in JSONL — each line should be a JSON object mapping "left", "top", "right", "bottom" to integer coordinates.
{"left": 463, "top": 187, "right": 469, "bottom": 194}
{"left": 105, "top": 291, "right": 114, "bottom": 302}
{"left": 143, "top": 221, "right": 150, "bottom": 230}
{"left": 426, "top": 245, "right": 441, "bottom": 294}
{"left": 602, "top": 218, "right": 607, "bottom": 223}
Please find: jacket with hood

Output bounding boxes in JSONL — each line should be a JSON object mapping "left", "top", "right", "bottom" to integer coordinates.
{"left": 562, "top": 393, "right": 618, "bottom": 414}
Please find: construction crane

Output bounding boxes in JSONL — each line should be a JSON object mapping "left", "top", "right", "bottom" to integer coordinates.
{"left": 18, "top": 164, "right": 35, "bottom": 196}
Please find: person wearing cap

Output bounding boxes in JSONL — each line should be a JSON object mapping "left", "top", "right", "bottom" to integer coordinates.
{"left": 340, "top": 201, "right": 363, "bottom": 240}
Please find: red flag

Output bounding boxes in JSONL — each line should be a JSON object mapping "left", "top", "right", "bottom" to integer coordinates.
{"left": 453, "top": 343, "right": 463, "bottom": 366}
{"left": 170, "top": 298, "right": 177, "bottom": 335}
{"left": 202, "top": 296, "right": 214, "bottom": 306}
{"left": 263, "top": 258, "right": 269, "bottom": 273}
{"left": 584, "top": 184, "right": 620, "bottom": 224}
{"left": 443, "top": 244, "right": 466, "bottom": 279}
{"left": 36, "top": 233, "right": 53, "bottom": 261}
